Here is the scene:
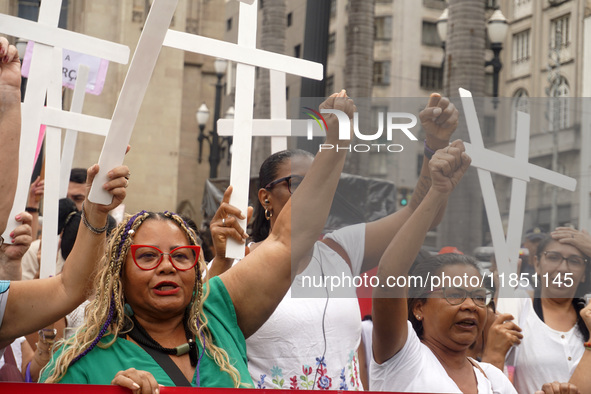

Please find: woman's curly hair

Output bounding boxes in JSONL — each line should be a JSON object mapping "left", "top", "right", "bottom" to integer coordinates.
{"left": 42, "top": 211, "right": 243, "bottom": 387}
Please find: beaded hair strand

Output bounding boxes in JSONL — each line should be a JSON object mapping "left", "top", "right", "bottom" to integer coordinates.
{"left": 42, "top": 210, "right": 149, "bottom": 383}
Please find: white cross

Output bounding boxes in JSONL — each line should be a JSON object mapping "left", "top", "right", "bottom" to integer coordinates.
{"left": 459, "top": 88, "right": 577, "bottom": 298}
{"left": 38, "top": 58, "right": 95, "bottom": 279}
{"left": 87, "top": 0, "right": 323, "bottom": 258}
{"left": 0, "top": 0, "right": 129, "bottom": 277}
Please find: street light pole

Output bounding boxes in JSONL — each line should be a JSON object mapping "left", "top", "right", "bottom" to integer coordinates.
{"left": 436, "top": 7, "right": 507, "bottom": 101}
{"left": 485, "top": 9, "right": 508, "bottom": 103}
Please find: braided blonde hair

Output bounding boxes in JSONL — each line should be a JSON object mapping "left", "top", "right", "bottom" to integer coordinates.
{"left": 43, "top": 211, "right": 243, "bottom": 387}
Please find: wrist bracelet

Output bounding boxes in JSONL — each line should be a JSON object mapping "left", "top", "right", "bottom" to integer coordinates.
{"left": 424, "top": 140, "right": 436, "bottom": 160}
{"left": 584, "top": 341, "right": 591, "bottom": 350}
{"left": 25, "top": 207, "right": 39, "bottom": 213}
{"left": 81, "top": 202, "right": 109, "bottom": 235}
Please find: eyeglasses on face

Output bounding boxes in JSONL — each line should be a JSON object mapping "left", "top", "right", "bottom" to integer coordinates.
{"left": 542, "top": 251, "right": 588, "bottom": 269}
{"left": 424, "top": 287, "right": 492, "bottom": 308}
{"left": 130, "top": 244, "right": 201, "bottom": 271}
{"left": 264, "top": 175, "right": 304, "bottom": 194}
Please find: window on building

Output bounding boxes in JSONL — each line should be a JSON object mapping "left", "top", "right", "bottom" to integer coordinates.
{"left": 294, "top": 44, "right": 301, "bottom": 58}
{"left": 550, "top": 14, "right": 570, "bottom": 49}
{"left": 330, "top": 0, "right": 337, "bottom": 18}
{"left": 512, "top": 30, "right": 530, "bottom": 63}
{"left": 373, "top": 61, "right": 391, "bottom": 85}
{"left": 377, "top": 0, "right": 393, "bottom": 3}
{"left": 422, "top": 21, "right": 441, "bottom": 47}
{"left": 420, "top": 66, "right": 443, "bottom": 90}
{"left": 375, "top": 16, "right": 392, "bottom": 40}
{"left": 511, "top": 88, "right": 529, "bottom": 138}
{"left": 287, "top": 12, "right": 292, "bottom": 27}
{"left": 325, "top": 74, "right": 335, "bottom": 97}
{"left": 328, "top": 32, "right": 336, "bottom": 55}
{"left": 514, "top": 0, "right": 531, "bottom": 6}
{"left": 485, "top": 0, "right": 498, "bottom": 9}
{"left": 512, "top": 29, "right": 530, "bottom": 63}
{"left": 226, "top": 17, "right": 232, "bottom": 31}
{"left": 19, "top": 0, "right": 68, "bottom": 27}
{"left": 548, "top": 76, "right": 570, "bottom": 131}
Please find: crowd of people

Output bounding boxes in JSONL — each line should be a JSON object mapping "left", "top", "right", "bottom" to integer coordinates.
{"left": 0, "top": 36, "right": 590, "bottom": 394}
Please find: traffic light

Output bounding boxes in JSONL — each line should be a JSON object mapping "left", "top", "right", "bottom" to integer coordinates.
{"left": 398, "top": 188, "right": 412, "bottom": 207}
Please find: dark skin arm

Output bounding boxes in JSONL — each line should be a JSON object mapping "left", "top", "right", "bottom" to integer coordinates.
{"left": 361, "top": 94, "right": 458, "bottom": 273}
{"left": 372, "top": 141, "right": 471, "bottom": 363}
{"left": 222, "top": 90, "right": 355, "bottom": 338}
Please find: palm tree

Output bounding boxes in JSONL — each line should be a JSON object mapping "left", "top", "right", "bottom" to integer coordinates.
{"left": 344, "top": 0, "right": 375, "bottom": 175}
{"left": 251, "top": 0, "right": 287, "bottom": 173}
{"left": 438, "top": 0, "right": 487, "bottom": 254}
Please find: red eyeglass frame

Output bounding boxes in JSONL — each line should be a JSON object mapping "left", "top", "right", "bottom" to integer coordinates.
{"left": 130, "top": 244, "right": 201, "bottom": 271}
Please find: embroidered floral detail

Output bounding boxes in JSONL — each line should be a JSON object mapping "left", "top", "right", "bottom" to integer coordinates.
{"left": 256, "top": 374, "right": 267, "bottom": 389}
{"left": 315, "top": 356, "right": 327, "bottom": 368}
{"left": 270, "top": 365, "right": 284, "bottom": 388}
{"left": 339, "top": 367, "right": 348, "bottom": 390}
{"left": 290, "top": 375, "right": 299, "bottom": 390}
{"left": 316, "top": 375, "right": 332, "bottom": 390}
{"left": 299, "top": 364, "right": 314, "bottom": 389}
{"left": 347, "top": 350, "right": 362, "bottom": 390}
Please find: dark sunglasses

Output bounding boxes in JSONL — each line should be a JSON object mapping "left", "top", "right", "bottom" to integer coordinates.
{"left": 264, "top": 175, "right": 304, "bottom": 194}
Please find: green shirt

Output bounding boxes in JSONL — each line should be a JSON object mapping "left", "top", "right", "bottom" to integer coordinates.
{"left": 41, "top": 276, "right": 252, "bottom": 388}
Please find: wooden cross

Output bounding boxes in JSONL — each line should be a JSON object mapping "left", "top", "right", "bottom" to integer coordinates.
{"left": 459, "top": 88, "right": 576, "bottom": 298}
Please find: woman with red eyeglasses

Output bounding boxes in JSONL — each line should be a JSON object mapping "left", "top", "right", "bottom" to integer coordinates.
{"left": 39, "top": 92, "right": 353, "bottom": 392}
{"left": 496, "top": 229, "right": 591, "bottom": 393}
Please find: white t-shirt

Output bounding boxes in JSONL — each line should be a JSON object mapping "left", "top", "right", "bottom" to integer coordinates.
{"left": 371, "top": 321, "right": 517, "bottom": 393}
{"left": 245, "top": 224, "right": 365, "bottom": 390}
{"left": 21, "top": 240, "right": 66, "bottom": 281}
{"left": 504, "top": 298, "right": 585, "bottom": 394}
{"left": 0, "top": 336, "right": 26, "bottom": 372}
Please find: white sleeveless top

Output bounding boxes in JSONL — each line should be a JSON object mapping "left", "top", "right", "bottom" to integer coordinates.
{"left": 244, "top": 224, "right": 365, "bottom": 390}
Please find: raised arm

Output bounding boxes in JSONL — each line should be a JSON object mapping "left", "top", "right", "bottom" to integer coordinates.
{"left": 222, "top": 90, "right": 355, "bottom": 338}
{"left": 0, "top": 164, "right": 129, "bottom": 348}
{"left": 0, "top": 38, "right": 22, "bottom": 234}
{"left": 361, "top": 94, "right": 458, "bottom": 273}
{"left": 372, "top": 140, "right": 470, "bottom": 364}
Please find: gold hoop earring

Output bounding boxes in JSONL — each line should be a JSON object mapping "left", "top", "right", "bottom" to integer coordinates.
{"left": 264, "top": 199, "right": 272, "bottom": 220}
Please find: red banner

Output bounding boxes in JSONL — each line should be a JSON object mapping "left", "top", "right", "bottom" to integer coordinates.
{"left": 0, "top": 382, "right": 424, "bottom": 393}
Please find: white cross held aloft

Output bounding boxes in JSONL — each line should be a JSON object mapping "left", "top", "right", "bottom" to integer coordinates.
{"left": 459, "top": 88, "right": 577, "bottom": 299}
{"left": 0, "top": 0, "right": 129, "bottom": 278}
{"left": 163, "top": 0, "right": 323, "bottom": 258}
{"left": 87, "top": 0, "right": 323, "bottom": 259}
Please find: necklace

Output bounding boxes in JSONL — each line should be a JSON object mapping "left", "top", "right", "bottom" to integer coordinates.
{"left": 128, "top": 312, "right": 198, "bottom": 367}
